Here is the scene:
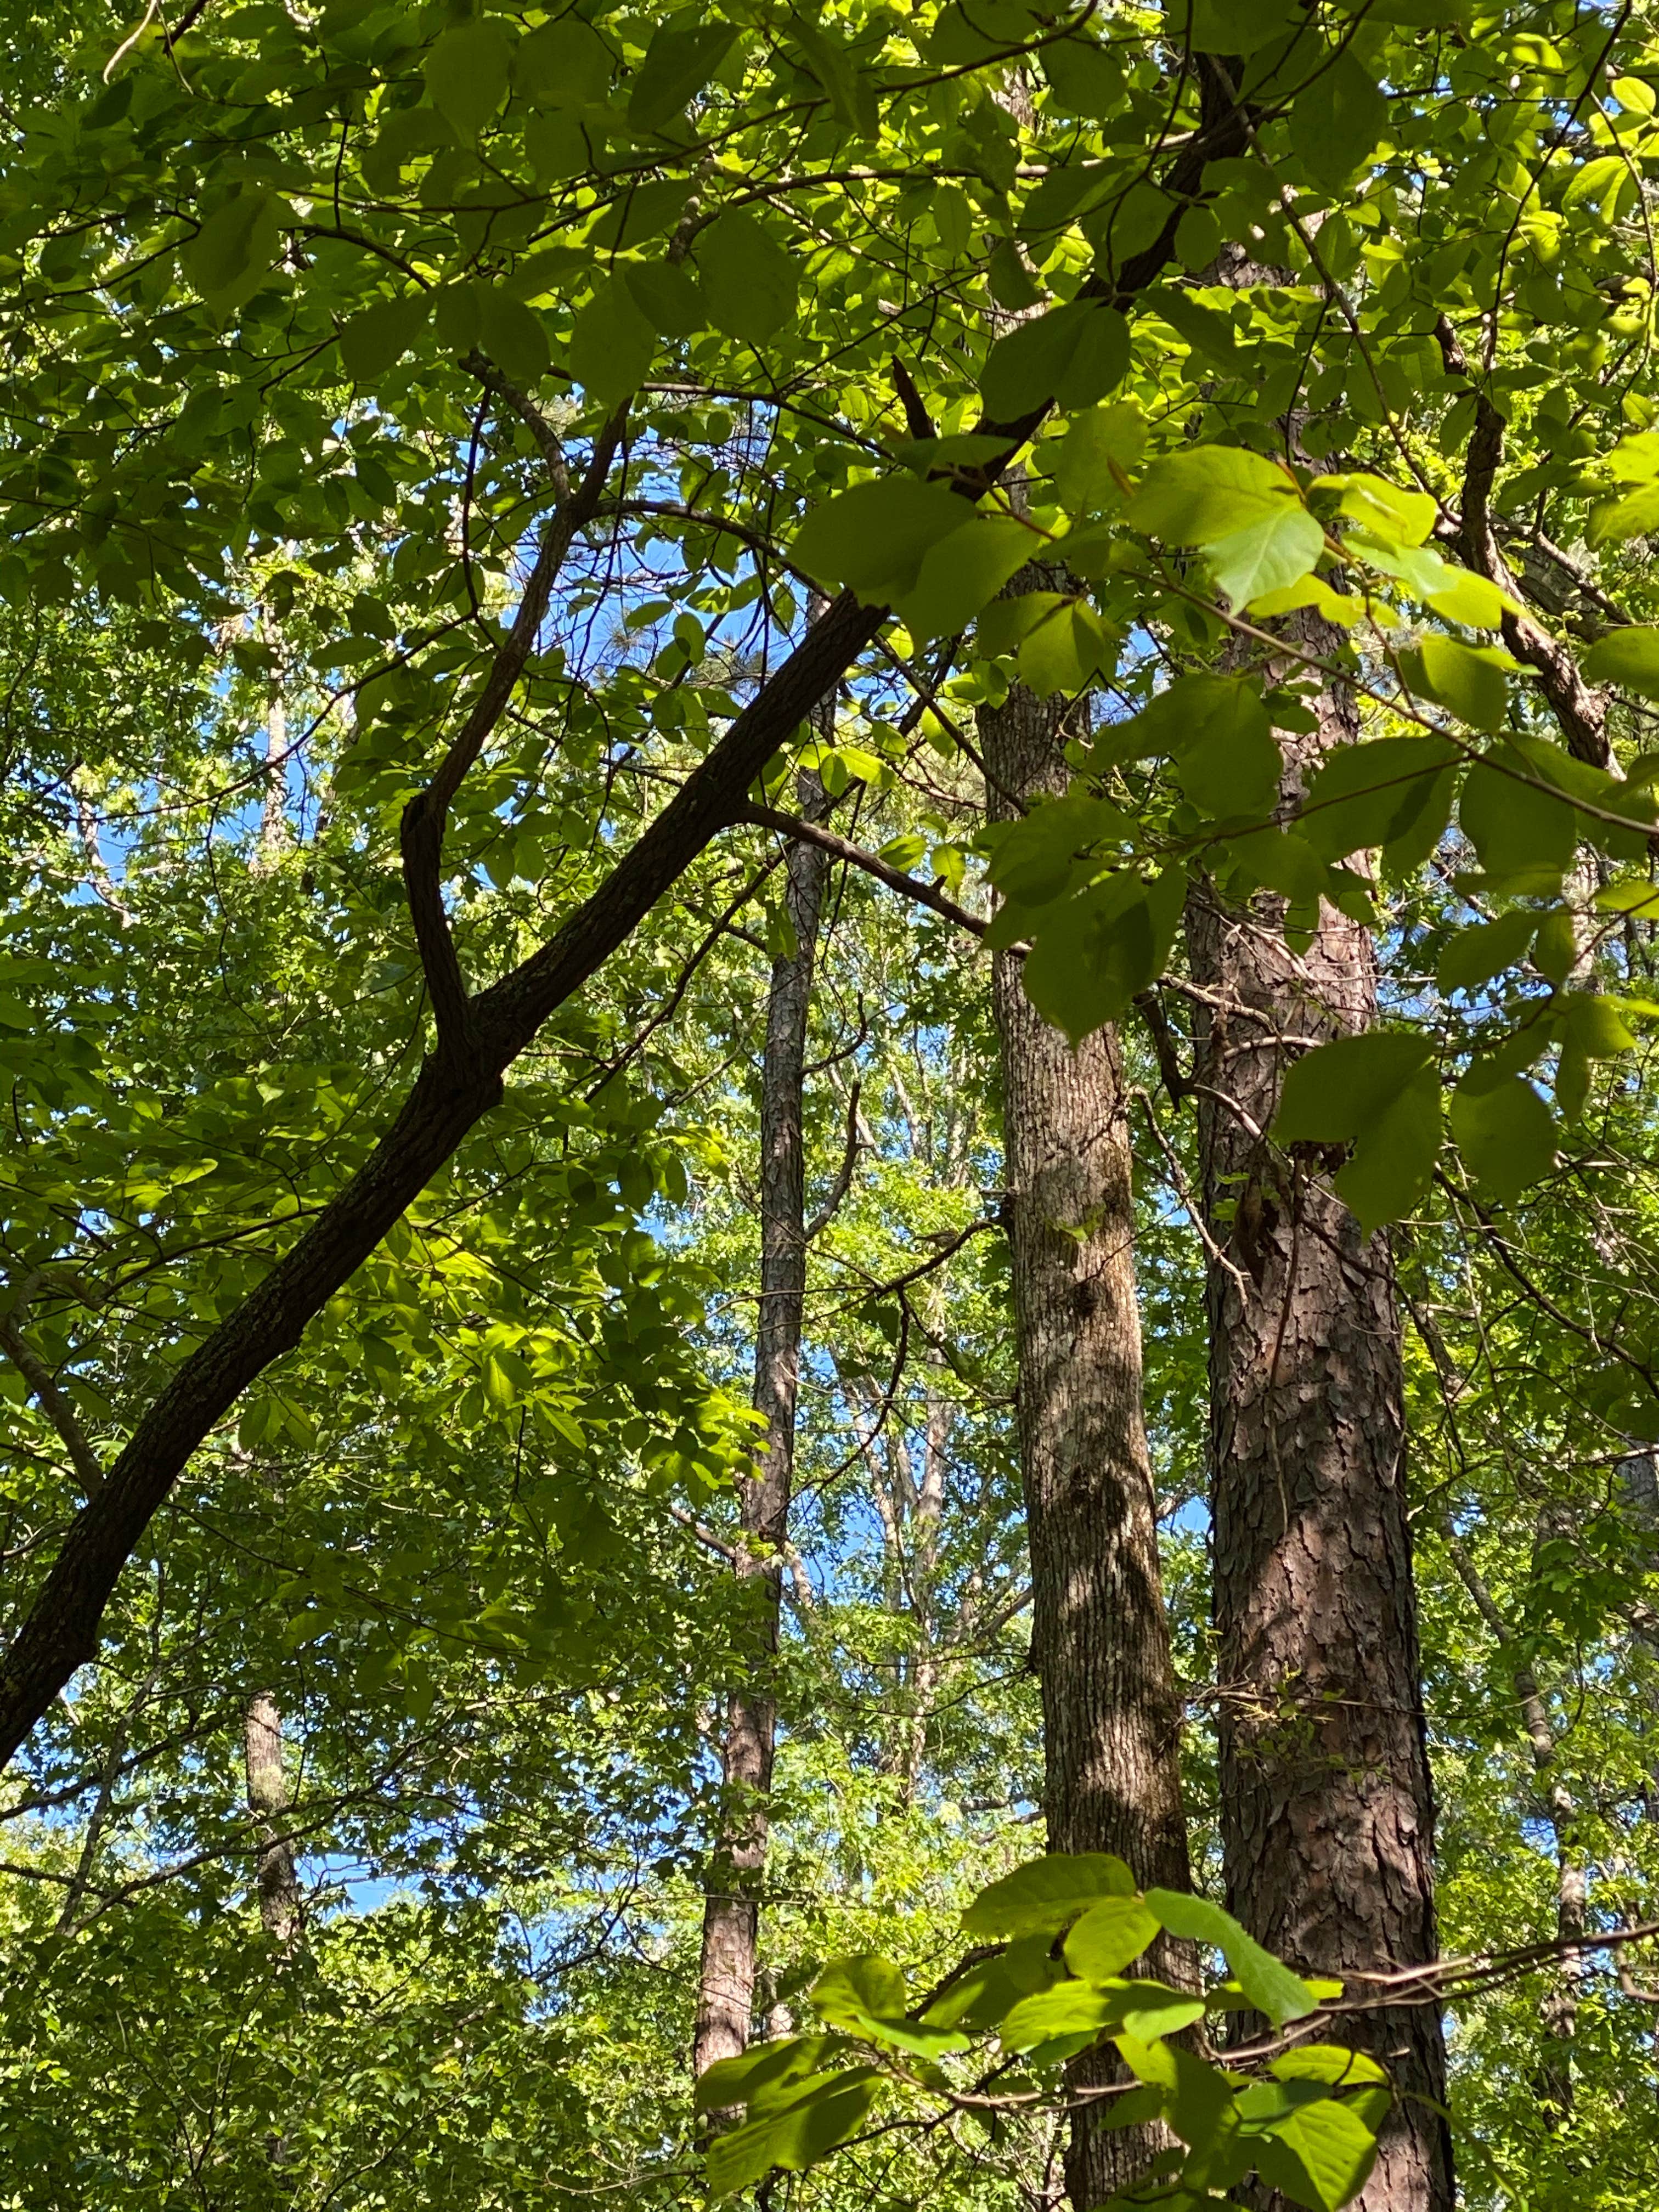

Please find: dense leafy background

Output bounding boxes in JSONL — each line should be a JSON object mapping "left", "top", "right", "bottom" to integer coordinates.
{"left": 2, "top": 0, "right": 1659, "bottom": 2206}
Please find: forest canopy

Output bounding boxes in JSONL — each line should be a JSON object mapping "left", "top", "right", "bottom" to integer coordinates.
{"left": 1, "top": 1, "right": 1658, "bottom": 2208}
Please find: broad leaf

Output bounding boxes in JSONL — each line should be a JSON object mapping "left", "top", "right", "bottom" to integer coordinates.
{"left": 698, "top": 210, "right": 799, "bottom": 343}
{"left": 1144, "top": 1891, "right": 1319, "bottom": 2029}
{"left": 981, "top": 301, "right": 1130, "bottom": 420}
{"left": 962, "top": 1852, "right": 1136, "bottom": 1938}
{"left": 1064, "top": 1894, "right": 1164, "bottom": 1982}
{"left": 627, "top": 21, "right": 737, "bottom": 132}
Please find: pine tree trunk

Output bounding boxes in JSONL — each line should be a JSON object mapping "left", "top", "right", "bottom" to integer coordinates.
{"left": 983, "top": 672, "right": 1192, "bottom": 2209}
{"left": 693, "top": 769, "right": 830, "bottom": 2083}
{"left": 244, "top": 1688, "right": 301, "bottom": 1950}
{"left": 1188, "top": 615, "right": 1453, "bottom": 2211}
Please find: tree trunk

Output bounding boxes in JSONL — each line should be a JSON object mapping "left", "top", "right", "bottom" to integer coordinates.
{"left": 1187, "top": 613, "right": 1453, "bottom": 2210}
{"left": 983, "top": 670, "right": 1192, "bottom": 2209}
{"left": 692, "top": 767, "right": 831, "bottom": 2083}
{"left": 244, "top": 1688, "right": 301, "bottom": 1950}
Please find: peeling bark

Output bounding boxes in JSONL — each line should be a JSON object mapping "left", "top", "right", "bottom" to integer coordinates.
{"left": 244, "top": 1688, "right": 301, "bottom": 1951}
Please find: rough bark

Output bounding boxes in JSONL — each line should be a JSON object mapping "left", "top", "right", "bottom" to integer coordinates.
{"left": 693, "top": 769, "right": 831, "bottom": 2083}
{"left": 244, "top": 1688, "right": 301, "bottom": 1951}
{"left": 1187, "top": 615, "right": 1453, "bottom": 2211}
{"left": 983, "top": 672, "right": 1192, "bottom": 2209}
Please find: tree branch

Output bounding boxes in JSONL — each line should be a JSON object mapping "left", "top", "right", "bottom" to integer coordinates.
{"left": 398, "top": 400, "right": 627, "bottom": 1061}
{"left": 806, "top": 1076, "right": 865, "bottom": 1243}
{"left": 735, "top": 803, "right": 988, "bottom": 939}
{"left": 0, "top": 1278, "right": 103, "bottom": 1499}
{"left": 1434, "top": 314, "right": 1611, "bottom": 769}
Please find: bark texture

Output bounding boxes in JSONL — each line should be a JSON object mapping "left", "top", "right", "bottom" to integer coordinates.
{"left": 693, "top": 772, "right": 831, "bottom": 2083}
{"left": 983, "top": 674, "right": 1192, "bottom": 2209}
{"left": 244, "top": 1688, "right": 302, "bottom": 1950}
{"left": 1188, "top": 616, "right": 1453, "bottom": 2211}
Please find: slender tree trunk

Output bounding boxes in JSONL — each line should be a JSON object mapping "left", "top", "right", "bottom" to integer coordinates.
{"left": 244, "top": 1688, "right": 301, "bottom": 1949}
{"left": 1187, "top": 614, "right": 1453, "bottom": 2210}
{"left": 983, "top": 667, "right": 1192, "bottom": 2209}
{"left": 692, "top": 761, "right": 831, "bottom": 2082}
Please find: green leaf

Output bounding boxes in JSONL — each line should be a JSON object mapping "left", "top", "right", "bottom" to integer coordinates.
{"left": 987, "top": 793, "right": 1129, "bottom": 906}
{"left": 1436, "top": 909, "right": 1538, "bottom": 995}
{"left": 1000, "top": 1977, "right": 1118, "bottom": 2050}
{"left": 962, "top": 1852, "right": 1136, "bottom": 1939}
{"left": 1288, "top": 51, "right": 1390, "bottom": 185}
{"left": 1594, "top": 873, "right": 1659, "bottom": 919}
{"left": 515, "top": 16, "right": 613, "bottom": 108}
{"left": 423, "top": 17, "right": 514, "bottom": 142}
{"left": 1269, "top": 1036, "right": 1400, "bottom": 1162}
{"left": 695, "top": 2034, "right": 845, "bottom": 2114}
{"left": 981, "top": 302, "right": 1130, "bottom": 421}
{"left": 360, "top": 105, "right": 458, "bottom": 194}
{"left": 924, "top": 1933, "right": 1063, "bottom": 2030}
{"left": 1561, "top": 989, "right": 1638, "bottom": 1058}
{"left": 1110, "top": 675, "right": 1280, "bottom": 816}
{"left": 1125, "top": 445, "right": 1300, "bottom": 547}
{"left": 590, "top": 179, "right": 695, "bottom": 251}
{"left": 183, "top": 189, "right": 285, "bottom": 315}
{"left": 1175, "top": 683, "right": 1283, "bottom": 818}
{"left": 1214, "top": 505, "right": 1326, "bottom": 605}
{"left": 1040, "top": 33, "right": 1124, "bottom": 115}
{"left": 1409, "top": 634, "right": 1513, "bottom": 732}
{"left": 988, "top": 238, "right": 1043, "bottom": 309}
{"left": 1113, "top": 1982, "right": 1209, "bottom": 2043}
{"left": 706, "top": 2070, "right": 882, "bottom": 2194}
{"left": 1022, "top": 869, "right": 1184, "bottom": 1043}
{"left": 794, "top": 477, "right": 967, "bottom": 603}
{"left": 1144, "top": 1891, "right": 1319, "bottom": 2029}
{"left": 895, "top": 516, "right": 1039, "bottom": 644}
{"left": 812, "top": 1955, "right": 905, "bottom": 2024}
{"left": 1448, "top": 1071, "right": 1558, "bottom": 1201}
{"left": 1314, "top": 472, "right": 1436, "bottom": 546}
{"left": 1335, "top": 1065, "right": 1441, "bottom": 1234}
{"left": 567, "top": 279, "right": 656, "bottom": 407}
{"left": 1299, "top": 736, "right": 1461, "bottom": 865}
{"left": 697, "top": 211, "right": 799, "bottom": 344}
{"left": 1274, "top": 1034, "right": 1442, "bottom": 1233}
{"left": 1269, "top": 2045, "right": 1388, "bottom": 2089}
{"left": 1531, "top": 906, "right": 1578, "bottom": 984}
{"left": 1563, "top": 153, "right": 1627, "bottom": 215}
{"left": 1588, "top": 481, "right": 1659, "bottom": 546}
{"left": 1249, "top": 575, "right": 1362, "bottom": 627}
{"left": 627, "top": 21, "right": 737, "bottom": 132}
{"left": 1226, "top": 826, "right": 1331, "bottom": 915}
{"left": 932, "top": 182, "right": 975, "bottom": 259}
{"left": 339, "top": 292, "right": 432, "bottom": 381}
{"left": 477, "top": 292, "right": 551, "bottom": 383}
{"left": 1064, "top": 1895, "right": 1164, "bottom": 1982}
{"left": 1014, "top": 599, "right": 1119, "bottom": 695}
{"left": 1051, "top": 402, "right": 1147, "bottom": 512}
{"left": 1255, "top": 2094, "right": 1381, "bottom": 2211}
{"left": 790, "top": 14, "right": 878, "bottom": 134}
{"left": 811, "top": 1956, "right": 971, "bottom": 2057}
{"left": 622, "top": 259, "right": 705, "bottom": 337}
{"left": 524, "top": 110, "right": 591, "bottom": 183}
{"left": 1461, "top": 744, "right": 1577, "bottom": 886}
{"left": 1582, "top": 625, "right": 1659, "bottom": 696}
